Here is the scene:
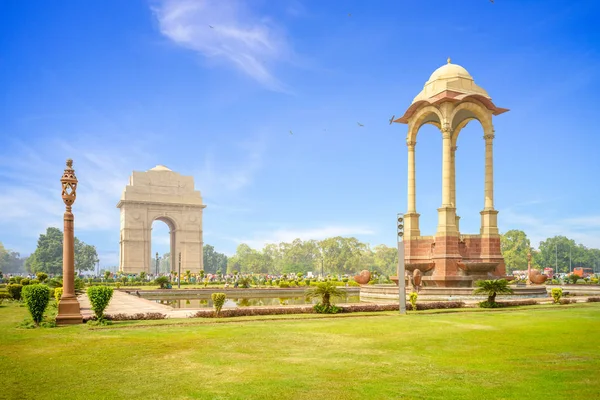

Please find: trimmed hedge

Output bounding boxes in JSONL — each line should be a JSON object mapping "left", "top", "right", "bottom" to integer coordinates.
{"left": 84, "top": 312, "right": 167, "bottom": 322}
{"left": 22, "top": 284, "right": 50, "bottom": 326}
{"left": 86, "top": 286, "right": 114, "bottom": 320}
{"left": 7, "top": 284, "right": 23, "bottom": 300}
{"left": 559, "top": 298, "right": 576, "bottom": 305}
{"left": 586, "top": 297, "right": 600, "bottom": 302}
{"left": 190, "top": 301, "right": 467, "bottom": 319}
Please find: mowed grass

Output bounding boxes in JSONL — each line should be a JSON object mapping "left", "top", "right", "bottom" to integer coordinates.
{"left": 1, "top": 302, "right": 599, "bottom": 400}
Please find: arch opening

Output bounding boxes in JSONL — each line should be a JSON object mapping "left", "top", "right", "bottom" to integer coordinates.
{"left": 151, "top": 218, "right": 175, "bottom": 276}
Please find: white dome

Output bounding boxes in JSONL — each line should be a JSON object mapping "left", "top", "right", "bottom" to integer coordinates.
{"left": 149, "top": 165, "right": 172, "bottom": 172}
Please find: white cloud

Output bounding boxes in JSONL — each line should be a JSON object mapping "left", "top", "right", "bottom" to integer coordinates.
{"left": 152, "top": 0, "right": 293, "bottom": 91}
{"left": 226, "top": 225, "right": 376, "bottom": 250}
{"left": 191, "top": 134, "right": 267, "bottom": 197}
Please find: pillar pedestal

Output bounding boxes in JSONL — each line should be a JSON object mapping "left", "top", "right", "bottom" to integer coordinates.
{"left": 480, "top": 209, "right": 499, "bottom": 237}
{"left": 404, "top": 212, "right": 421, "bottom": 238}
{"left": 436, "top": 206, "right": 458, "bottom": 235}
{"left": 56, "top": 296, "right": 82, "bottom": 325}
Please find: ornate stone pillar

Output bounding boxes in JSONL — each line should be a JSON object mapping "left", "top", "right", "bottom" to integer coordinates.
{"left": 451, "top": 145, "right": 460, "bottom": 232}
{"left": 483, "top": 131, "right": 495, "bottom": 210}
{"left": 405, "top": 140, "right": 420, "bottom": 237}
{"left": 56, "top": 159, "right": 83, "bottom": 325}
{"left": 437, "top": 125, "right": 457, "bottom": 235}
{"left": 480, "top": 130, "right": 499, "bottom": 236}
{"left": 407, "top": 140, "right": 417, "bottom": 213}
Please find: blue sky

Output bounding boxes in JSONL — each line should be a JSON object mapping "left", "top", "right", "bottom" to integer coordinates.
{"left": 1, "top": 0, "right": 599, "bottom": 269}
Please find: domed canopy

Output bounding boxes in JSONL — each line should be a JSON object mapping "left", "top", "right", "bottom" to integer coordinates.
{"left": 427, "top": 60, "right": 473, "bottom": 82}
{"left": 149, "top": 165, "right": 172, "bottom": 172}
{"left": 394, "top": 58, "right": 508, "bottom": 124}
{"left": 412, "top": 58, "right": 490, "bottom": 104}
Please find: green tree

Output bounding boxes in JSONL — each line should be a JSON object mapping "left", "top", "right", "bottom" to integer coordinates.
{"left": 535, "top": 236, "right": 577, "bottom": 274}
{"left": 74, "top": 238, "right": 99, "bottom": 274}
{"left": 0, "top": 243, "right": 26, "bottom": 273}
{"left": 500, "top": 230, "right": 538, "bottom": 272}
{"left": 372, "top": 244, "right": 398, "bottom": 275}
{"left": 203, "top": 245, "right": 228, "bottom": 274}
{"left": 26, "top": 227, "right": 63, "bottom": 274}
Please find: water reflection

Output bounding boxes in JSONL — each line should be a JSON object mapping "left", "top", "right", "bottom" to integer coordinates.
{"left": 151, "top": 295, "right": 360, "bottom": 309}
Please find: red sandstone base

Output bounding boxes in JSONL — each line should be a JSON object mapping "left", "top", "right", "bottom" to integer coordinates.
{"left": 404, "top": 234, "right": 505, "bottom": 288}
{"left": 56, "top": 297, "right": 83, "bottom": 325}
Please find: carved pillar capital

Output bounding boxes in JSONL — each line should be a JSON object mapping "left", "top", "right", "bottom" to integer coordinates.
{"left": 406, "top": 140, "right": 416, "bottom": 148}
{"left": 483, "top": 132, "right": 495, "bottom": 141}
{"left": 441, "top": 124, "right": 453, "bottom": 139}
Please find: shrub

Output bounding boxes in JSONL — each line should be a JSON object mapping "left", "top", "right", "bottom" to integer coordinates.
{"left": 74, "top": 278, "right": 85, "bottom": 291}
{"left": 7, "top": 284, "right": 23, "bottom": 300}
{"left": 54, "top": 287, "right": 63, "bottom": 303}
{"left": 314, "top": 303, "right": 341, "bottom": 314}
{"left": 409, "top": 292, "right": 418, "bottom": 311}
{"left": 411, "top": 301, "right": 465, "bottom": 310}
{"left": 86, "top": 286, "right": 114, "bottom": 320}
{"left": 0, "top": 291, "right": 12, "bottom": 304}
{"left": 568, "top": 274, "right": 579, "bottom": 284}
{"left": 36, "top": 272, "right": 48, "bottom": 283}
{"left": 551, "top": 288, "right": 562, "bottom": 304}
{"left": 304, "top": 279, "right": 311, "bottom": 286}
{"left": 20, "top": 278, "right": 31, "bottom": 286}
{"left": 30, "top": 279, "right": 40, "bottom": 285}
{"left": 479, "top": 300, "right": 501, "bottom": 308}
{"left": 279, "top": 281, "right": 290, "bottom": 288}
{"left": 495, "top": 300, "right": 538, "bottom": 307}
{"left": 473, "top": 279, "right": 513, "bottom": 305}
{"left": 211, "top": 293, "right": 226, "bottom": 317}
{"left": 238, "top": 277, "right": 252, "bottom": 288}
{"left": 47, "top": 278, "right": 63, "bottom": 289}
{"left": 22, "top": 284, "right": 51, "bottom": 326}
{"left": 305, "top": 281, "right": 343, "bottom": 308}
{"left": 587, "top": 297, "right": 600, "bottom": 302}
{"left": 154, "top": 276, "right": 170, "bottom": 289}
{"left": 559, "top": 298, "right": 575, "bottom": 305}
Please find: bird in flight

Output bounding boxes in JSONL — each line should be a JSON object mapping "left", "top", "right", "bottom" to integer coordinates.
{"left": 357, "top": 122, "right": 364, "bottom": 127}
{"left": 209, "top": 25, "right": 214, "bottom": 28}
{"left": 348, "top": 13, "right": 352, "bottom": 17}
{"left": 289, "top": 130, "right": 293, "bottom": 135}
{"left": 389, "top": 115, "right": 395, "bottom": 125}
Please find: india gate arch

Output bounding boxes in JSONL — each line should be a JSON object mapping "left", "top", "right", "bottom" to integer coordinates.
{"left": 117, "top": 165, "right": 206, "bottom": 274}
{"left": 393, "top": 58, "right": 509, "bottom": 287}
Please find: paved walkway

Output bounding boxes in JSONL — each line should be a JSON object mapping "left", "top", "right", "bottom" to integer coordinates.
{"left": 78, "top": 290, "right": 197, "bottom": 319}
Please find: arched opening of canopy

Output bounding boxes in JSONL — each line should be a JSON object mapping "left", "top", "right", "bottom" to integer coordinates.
{"left": 413, "top": 123, "right": 442, "bottom": 234}
{"left": 151, "top": 217, "right": 175, "bottom": 276}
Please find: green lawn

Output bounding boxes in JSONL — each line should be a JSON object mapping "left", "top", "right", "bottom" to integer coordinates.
{"left": 1, "top": 302, "right": 599, "bottom": 400}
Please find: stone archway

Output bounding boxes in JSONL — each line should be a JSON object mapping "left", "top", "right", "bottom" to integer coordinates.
{"left": 117, "top": 165, "right": 206, "bottom": 274}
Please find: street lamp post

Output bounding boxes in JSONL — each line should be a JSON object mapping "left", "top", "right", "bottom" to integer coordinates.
{"left": 569, "top": 246, "right": 572, "bottom": 273}
{"left": 397, "top": 213, "right": 406, "bottom": 315}
{"left": 178, "top": 252, "right": 181, "bottom": 289}
{"left": 555, "top": 244, "right": 558, "bottom": 274}
{"left": 155, "top": 251, "right": 159, "bottom": 276}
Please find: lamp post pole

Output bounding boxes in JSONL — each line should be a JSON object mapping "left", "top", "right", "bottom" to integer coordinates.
{"left": 555, "top": 244, "right": 558, "bottom": 274}
{"left": 156, "top": 251, "right": 159, "bottom": 276}
{"left": 569, "top": 246, "right": 572, "bottom": 273}
{"left": 178, "top": 252, "right": 181, "bottom": 289}
{"left": 397, "top": 213, "right": 406, "bottom": 315}
{"left": 56, "top": 159, "right": 83, "bottom": 325}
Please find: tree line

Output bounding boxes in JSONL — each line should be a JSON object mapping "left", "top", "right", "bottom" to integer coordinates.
{"left": 0, "top": 227, "right": 99, "bottom": 275}
{"left": 4, "top": 227, "right": 599, "bottom": 276}
{"left": 500, "top": 230, "right": 600, "bottom": 273}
